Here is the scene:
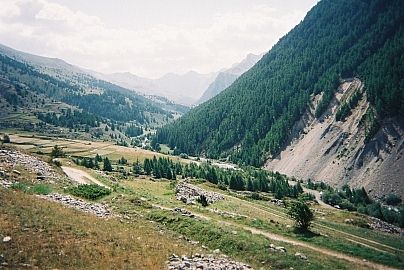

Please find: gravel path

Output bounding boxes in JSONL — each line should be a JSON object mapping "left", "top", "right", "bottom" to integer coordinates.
{"left": 61, "top": 166, "right": 109, "bottom": 188}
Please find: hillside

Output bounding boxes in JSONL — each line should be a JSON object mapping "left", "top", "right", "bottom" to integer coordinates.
{"left": 197, "top": 53, "right": 262, "bottom": 104}
{"left": 155, "top": 0, "right": 404, "bottom": 173}
{"left": 265, "top": 78, "right": 404, "bottom": 198}
{"left": 0, "top": 44, "right": 186, "bottom": 141}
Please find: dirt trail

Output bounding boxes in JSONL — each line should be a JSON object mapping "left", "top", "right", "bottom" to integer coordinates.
{"left": 61, "top": 166, "right": 109, "bottom": 188}
{"left": 242, "top": 225, "right": 396, "bottom": 270}
{"left": 152, "top": 203, "right": 397, "bottom": 270}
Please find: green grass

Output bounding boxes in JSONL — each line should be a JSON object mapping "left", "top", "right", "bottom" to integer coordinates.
{"left": 11, "top": 183, "right": 52, "bottom": 195}
{"left": 147, "top": 209, "right": 350, "bottom": 270}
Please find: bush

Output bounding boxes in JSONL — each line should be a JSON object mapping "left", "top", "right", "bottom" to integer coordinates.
{"left": 340, "top": 199, "right": 356, "bottom": 211}
{"left": 298, "top": 193, "right": 316, "bottom": 202}
{"left": 384, "top": 193, "right": 402, "bottom": 206}
{"left": 67, "top": 184, "right": 111, "bottom": 200}
{"left": 287, "top": 200, "right": 314, "bottom": 231}
{"left": 250, "top": 192, "right": 261, "bottom": 200}
{"left": 2, "top": 134, "right": 10, "bottom": 143}
{"left": 197, "top": 194, "right": 209, "bottom": 207}
{"left": 51, "top": 145, "right": 65, "bottom": 158}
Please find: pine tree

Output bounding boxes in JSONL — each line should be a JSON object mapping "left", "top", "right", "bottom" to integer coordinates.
{"left": 103, "top": 157, "right": 113, "bottom": 172}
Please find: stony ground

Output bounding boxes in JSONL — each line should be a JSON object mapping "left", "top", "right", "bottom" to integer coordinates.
{"left": 38, "top": 193, "right": 111, "bottom": 218}
{"left": 176, "top": 182, "right": 224, "bottom": 204}
{"left": 0, "top": 149, "right": 57, "bottom": 179}
{"left": 166, "top": 254, "right": 253, "bottom": 270}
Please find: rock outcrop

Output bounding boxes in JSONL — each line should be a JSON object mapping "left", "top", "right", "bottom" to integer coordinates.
{"left": 175, "top": 182, "right": 224, "bottom": 204}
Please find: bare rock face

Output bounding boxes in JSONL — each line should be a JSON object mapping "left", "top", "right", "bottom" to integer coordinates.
{"left": 167, "top": 254, "right": 253, "bottom": 270}
{"left": 175, "top": 182, "right": 224, "bottom": 204}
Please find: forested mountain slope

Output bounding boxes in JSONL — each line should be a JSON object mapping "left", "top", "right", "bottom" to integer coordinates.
{"left": 155, "top": 0, "right": 404, "bottom": 167}
{"left": 0, "top": 45, "right": 181, "bottom": 134}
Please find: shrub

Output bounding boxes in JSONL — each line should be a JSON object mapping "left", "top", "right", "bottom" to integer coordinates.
{"left": 67, "top": 184, "right": 111, "bottom": 200}
{"left": 287, "top": 200, "right": 314, "bottom": 231}
{"left": 51, "top": 145, "right": 64, "bottom": 158}
{"left": 197, "top": 194, "right": 209, "bottom": 207}
{"left": 298, "top": 193, "right": 316, "bottom": 202}
{"left": 340, "top": 199, "right": 356, "bottom": 211}
{"left": 384, "top": 193, "right": 402, "bottom": 206}
{"left": 2, "top": 134, "right": 10, "bottom": 143}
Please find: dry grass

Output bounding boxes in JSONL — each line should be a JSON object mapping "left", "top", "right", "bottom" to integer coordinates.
{"left": 0, "top": 189, "right": 196, "bottom": 270}
{"left": 8, "top": 133, "right": 188, "bottom": 164}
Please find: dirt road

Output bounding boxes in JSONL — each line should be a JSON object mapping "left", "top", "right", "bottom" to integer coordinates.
{"left": 61, "top": 166, "right": 109, "bottom": 188}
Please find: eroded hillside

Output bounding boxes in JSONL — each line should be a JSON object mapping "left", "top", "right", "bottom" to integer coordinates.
{"left": 266, "top": 79, "right": 404, "bottom": 198}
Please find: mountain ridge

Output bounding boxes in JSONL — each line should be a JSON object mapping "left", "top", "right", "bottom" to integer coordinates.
{"left": 197, "top": 53, "right": 263, "bottom": 104}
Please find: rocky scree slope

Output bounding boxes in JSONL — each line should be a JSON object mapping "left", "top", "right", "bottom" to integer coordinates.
{"left": 266, "top": 79, "right": 404, "bottom": 198}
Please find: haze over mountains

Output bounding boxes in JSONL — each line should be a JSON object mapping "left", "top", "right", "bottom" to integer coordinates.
{"left": 197, "top": 53, "right": 263, "bottom": 104}
{"left": 94, "top": 70, "right": 217, "bottom": 105}
{"left": 94, "top": 53, "right": 263, "bottom": 105}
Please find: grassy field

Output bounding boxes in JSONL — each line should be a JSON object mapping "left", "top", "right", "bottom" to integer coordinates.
{"left": 4, "top": 133, "right": 188, "bottom": 164}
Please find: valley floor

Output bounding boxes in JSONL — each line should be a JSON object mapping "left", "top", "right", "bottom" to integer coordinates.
{"left": 0, "top": 132, "right": 403, "bottom": 269}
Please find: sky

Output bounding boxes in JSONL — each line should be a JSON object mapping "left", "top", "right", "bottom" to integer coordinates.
{"left": 0, "top": 0, "right": 318, "bottom": 78}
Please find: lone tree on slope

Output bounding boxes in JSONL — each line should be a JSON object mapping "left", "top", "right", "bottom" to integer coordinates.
{"left": 287, "top": 200, "right": 314, "bottom": 232}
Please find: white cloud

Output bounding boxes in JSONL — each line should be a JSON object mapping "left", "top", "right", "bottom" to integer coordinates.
{"left": 0, "top": 0, "right": 312, "bottom": 77}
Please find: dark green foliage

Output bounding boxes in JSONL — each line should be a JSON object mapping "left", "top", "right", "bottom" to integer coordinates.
{"left": 37, "top": 109, "right": 99, "bottom": 129}
{"left": 287, "top": 200, "right": 314, "bottom": 231}
{"left": 74, "top": 157, "right": 98, "bottom": 169}
{"left": 2, "top": 134, "right": 10, "bottom": 143}
{"left": 141, "top": 156, "right": 302, "bottom": 199}
{"left": 133, "top": 159, "right": 142, "bottom": 175}
{"left": 67, "top": 184, "right": 111, "bottom": 200}
{"left": 125, "top": 125, "right": 143, "bottom": 137}
{"left": 360, "top": 107, "right": 380, "bottom": 142}
{"left": 51, "top": 145, "right": 64, "bottom": 158}
{"left": 118, "top": 156, "right": 128, "bottom": 165}
{"left": 155, "top": 0, "right": 404, "bottom": 166}
{"left": 336, "top": 91, "right": 362, "bottom": 121}
{"left": 197, "top": 194, "right": 209, "bottom": 207}
{"left": 103, "top": 157, "right": 113, "bottom": 172}
{"left": 229, "top": 174, "right": 245, "bottom": 191}
{"left": 320, "top": 183, "right": 403, "bottom": 227}
{"left": 384, "top": 193, "right": 402, "bottom": 206}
